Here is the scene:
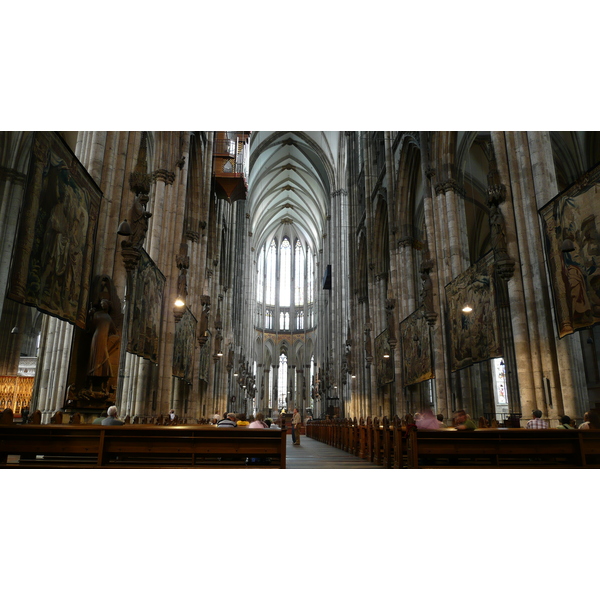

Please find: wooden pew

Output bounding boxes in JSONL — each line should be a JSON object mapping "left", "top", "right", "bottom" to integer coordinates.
{"left": 304, "top": 416, "right": 600, "bottom": 468}
{"left": 350, "top": 417, "right": 360, "bottom": 457}
{"left": 407, "top": 428, "right": 600, "bottom": 468}
{"left": 357, "top": 417, "right": 367, "bottom": 459}
{"left": 381, "top": 416, "right": 393, "bottom": 468}
{"left": 305, "top": 416, "right": 406, "bottom": 467}
{"left": 372, "top": 417, "right": 382, "bottom": 465}
{"left": 392, "top": 416, "right": 405, "bottom": 468}
{"left": 0, "top": 425, "right": 287, "bottom": 468}
{"left": 365, "top": 416, "right": 374, "bottom": 462}
{"left": 1, "top": 408, "right": 14, "bottom": 424}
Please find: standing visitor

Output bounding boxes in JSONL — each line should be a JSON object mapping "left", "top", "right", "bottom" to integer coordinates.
{"left": 292, "top": 408, "right": 302, "bottom": 445}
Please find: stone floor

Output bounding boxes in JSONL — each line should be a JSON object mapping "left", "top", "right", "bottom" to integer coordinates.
{"left": 285, "top": 432, "right": 382, "bottom": 469}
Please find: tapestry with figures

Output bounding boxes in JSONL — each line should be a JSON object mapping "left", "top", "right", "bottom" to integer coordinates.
{"left": 7, "top": 132, "right": 102, "bottom": 328}
{"left": 173, "top": 308, "right": 197, "bottom": 383}
{"left": 539, "top": 162, "right": 600, "bottom": 337}
{"left": 445, "top": 251, "right": 502, "bottom": 372}
{"left": 399, "top": 309, "right": 434, "bottom": 386}
{"left": 127, "top": 249, "right": 165, "bottom": 363}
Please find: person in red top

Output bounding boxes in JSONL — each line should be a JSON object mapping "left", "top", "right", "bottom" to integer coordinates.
{"left": 526, "top": 409, "right": 549, "bottom": 429}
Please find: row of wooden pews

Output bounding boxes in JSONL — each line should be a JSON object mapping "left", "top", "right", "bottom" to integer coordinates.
{"left": 306, "top": 417, "right": 600, "bottom": 468}
{"left": 0, "top": 409, "right": 287, "bottom": 468}
{"left": 0, "top": 408, "right": 197, "bottom": 426}
{"left": 307, "top": 416, "right": 407, "bottom": 468}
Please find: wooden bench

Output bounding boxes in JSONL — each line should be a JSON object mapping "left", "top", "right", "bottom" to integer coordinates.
{"left": 407, "top": 428, "right": 600, "bottom": 468}
{"left": 307, "top": 417, "right": 401, "bottom": 467}
{"left": 306, "top": 418, "right": 600, "bottom": 468}
{"left": 0, "top": 425, "right": 287, "bottom": 468}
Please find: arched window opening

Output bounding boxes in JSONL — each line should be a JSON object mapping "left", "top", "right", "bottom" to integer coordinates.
{"left": 278, "top": 353, "right": 288, "bottom": 408}
{"left": 266, "top": 239, "right": 277, "bottom": 305}
{"left": 256, "top": 236, "right": 312, "bottom": 332}
{"left": 307, "top": 247, "right": 314, "bottom": 304}
{"left": 295, "top": 239, "right": 304, "bottom": 305}
{"left": 280, "top": 237, "right": 291, "bottom": 306}
{"left": 268, "top": 364, "right": 273, "bottom": 409}
{"left": 279, "top": 310, "right": 289, "bottom": 330}
{"left": 257, "top": 246, "right": 264, "bottom": 303}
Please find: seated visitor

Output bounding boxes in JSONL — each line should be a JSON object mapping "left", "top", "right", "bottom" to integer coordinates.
{"left": 415, "top": 408, "right": 441, "bottom": 430}
{"left": 557, "top": 415, "right": 574, "bottom": 429}
{"left": 580, "top": 410, "right": 600, "bottom": 430}
{"left": 236, "top": 413, "right": 250, "bottom": 426}
{"left": 526, "top": 409, "right": 549, "bottom": 429}
{"left": 249, "top": 412, "right": 269, "bottom": 428}
{"left": 102, "top": 405, "right": 124, "bottom": 426}
{"left": 93, "top": 411, "right": 108, "bottom": 425}
{"left": 217, "top": 412, "right": 237, "bottom": 427}
{"left": 453, "top": 409, "right": 476, "bottom": 430}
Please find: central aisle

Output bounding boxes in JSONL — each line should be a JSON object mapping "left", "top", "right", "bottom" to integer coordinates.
{"left": 284, "top": 432, "right": 383, "bottom": 469}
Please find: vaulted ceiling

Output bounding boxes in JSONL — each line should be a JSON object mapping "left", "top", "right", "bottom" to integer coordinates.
{"left": 248, "top": 132, "right": 341, "bottom": 253}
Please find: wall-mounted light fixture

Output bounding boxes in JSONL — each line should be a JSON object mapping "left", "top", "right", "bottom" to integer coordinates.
{"left": 117, "top": 219, "right": 132, "bottom": 236}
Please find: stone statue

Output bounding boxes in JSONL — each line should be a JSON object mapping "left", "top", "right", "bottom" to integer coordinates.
{"left": 128, "top": 194, "right": 152, "bottom": 251}
{"left": 421, "top": 269, "right": 434, "bottom": 314}
{"left": 489, "top": 201, "right": 509, "bottom": 260}
{"left": 199, "top": 301, "right": 210, "bottom": 337}
{"left": 87, "top": 299, "right": 119, "bottom": 378}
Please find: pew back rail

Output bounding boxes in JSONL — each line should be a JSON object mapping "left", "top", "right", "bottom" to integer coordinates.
{"left": 0, "top": 425, "right": 287, "bottom": 468}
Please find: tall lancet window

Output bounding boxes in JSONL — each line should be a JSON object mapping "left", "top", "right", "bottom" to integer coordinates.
{"left": 307, "top": 248, "right": 314, "bottom": 304}
{"left": 268, "top": 364, "right": 273, "bottom": 408}
{"left": 257, "top": 246, "right": 265, "bottom": 303}
{"left": 280, "top": 310, "right": 290, "bottom": 330}
{"left": 295, "top": 239, "right": 304, "bottom": 305}
{"left": 266, "top": 239, "right": 277, "bottom": 305}
{"left": 278, "top": 352, "right": 288, "bottom": 408}
{"left": 280, "top": 237, "right": 291, "bottom": 306}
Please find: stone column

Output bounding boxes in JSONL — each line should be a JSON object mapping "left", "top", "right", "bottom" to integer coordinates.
{"left": 526, "top": 131, "right": 588, "bottom": 419}
{"left": 0, "top": 139, "right": 31, "bottom": 319}
{"left": 492, "top": 131, "right": 576, "bottom": 421}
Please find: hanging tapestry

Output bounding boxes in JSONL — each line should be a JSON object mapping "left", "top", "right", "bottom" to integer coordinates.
{"left": 127, "top": 249, "right": 165, "bottom": 363}
{"left": 173, "top": 308, "right": 197, "bottom": 383}
{"left": 374, "top": 328, "right": 394, "bottom": 386}
{"left": 445, "top": 251, "right": 502, "bottom": 372}
{"left": 539, "top": 162, "right": 600, "bottom": 337}
{"left": 7, "top": 132, "right": 102, "bottom": 328}
{"left": 198, "top": 330, "right": 212, "bottom": 383}
{"left": 399, "top": 309, "right": 434, "bottom": 386}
